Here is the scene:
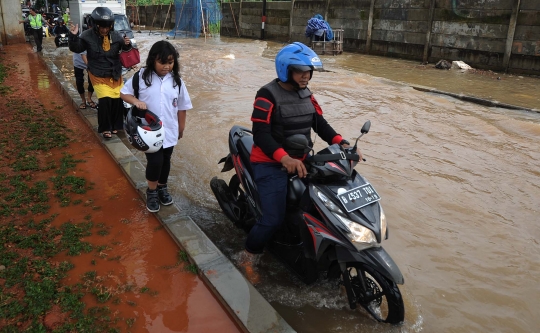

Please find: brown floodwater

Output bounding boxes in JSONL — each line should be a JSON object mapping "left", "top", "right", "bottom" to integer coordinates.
{"left": 325, "top": 53, "right": 539, "bottom": 111}
{"left": 45, "top": 34, "right": 540, "bottom": 333}
{"left": 11, "top": 43, "right": 241, "bottom": 333}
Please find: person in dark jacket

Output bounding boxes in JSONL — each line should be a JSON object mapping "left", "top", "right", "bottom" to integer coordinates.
{"left": 53, "top": 18, "right": 70, "bottom": 47}
{"left": 53, "top": 18, "right": 69, "bottom": 35}
{"left": 68, "top": 6, "right": 132, "bottom": 139}
{"left": 240, "top": 42, "right": 362, "bottom": 281}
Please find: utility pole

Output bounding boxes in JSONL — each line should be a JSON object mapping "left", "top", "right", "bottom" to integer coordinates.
{"left": 503, "top": 0, "right": 521, "bottom": 72}
{"left": 365, "top": 0, "right": 375, "bottom": 54}
{"left": 261, "top": 0, "right": 266, "bottom": 40}
{"left": 422, "top": 0, "right": 436, "bottom": 64}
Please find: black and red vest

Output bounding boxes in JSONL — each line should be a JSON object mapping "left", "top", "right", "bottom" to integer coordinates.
{"left": 263, "top": 80, "right": 315, "bottom": 148}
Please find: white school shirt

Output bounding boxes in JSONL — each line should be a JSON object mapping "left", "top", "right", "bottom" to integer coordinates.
{"left": 121, "top": 68, "right": 193, "bottom": 149}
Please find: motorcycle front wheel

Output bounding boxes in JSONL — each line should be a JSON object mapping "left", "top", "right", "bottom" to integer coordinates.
{"left": 344, "top": 263, "right": 404, "bottom": 324}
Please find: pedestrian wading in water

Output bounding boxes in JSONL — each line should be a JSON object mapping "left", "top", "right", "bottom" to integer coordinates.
{"left": 121, "top": 40, "right": 193, "bottom": 212}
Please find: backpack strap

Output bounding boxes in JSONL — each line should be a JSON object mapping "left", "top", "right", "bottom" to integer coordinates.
{"left": 128, "top": 70, "right": 143, "bottom": 118}
{"left": 132, "top": 70, "right": 140, "bottom": 99}
{"left": 132, "top": 69, "right": 181, "bottom": 98}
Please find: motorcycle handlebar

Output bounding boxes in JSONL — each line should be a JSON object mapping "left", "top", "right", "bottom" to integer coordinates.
{"left": 344, "top": 147, "right": 366, "bottom": 162}
{"left": 280, "top": 149, "right": 366, "bottom": 175}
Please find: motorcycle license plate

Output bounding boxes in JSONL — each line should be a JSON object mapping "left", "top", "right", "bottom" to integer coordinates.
{"left": 337, "top": 184, "right": 380, "bottom": 212}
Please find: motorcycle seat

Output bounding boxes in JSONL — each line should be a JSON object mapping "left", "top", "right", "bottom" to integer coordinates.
{"left": 237, "top": 135, "right": 254, "bottom": 175}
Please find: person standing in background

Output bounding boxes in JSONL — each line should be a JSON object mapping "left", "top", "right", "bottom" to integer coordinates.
{"left": 72, "top": 18, "right": 95, "bottom": 110}
{"left": 73, "top": 51, "right": 96, "bottom": 110}
{"left": 69, "top": 6, "right": 133, "bottom": 139}
{"left": 18, "top": 7, "right": 50, "bottom": 52}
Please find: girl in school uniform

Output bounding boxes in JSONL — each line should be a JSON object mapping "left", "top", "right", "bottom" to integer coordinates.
{"left": 121, "top": 40, "right": 192, "bottom": 212}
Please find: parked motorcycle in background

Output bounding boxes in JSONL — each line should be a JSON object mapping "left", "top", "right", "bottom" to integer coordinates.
{"left": 210, "top": 120, "right": 406, "bottom": 324}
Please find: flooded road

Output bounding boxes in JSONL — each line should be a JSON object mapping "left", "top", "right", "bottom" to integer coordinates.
{"left": 47, "top": 35, "right": 540, "bottom": 332}
{"left": 329, "top": 54, "right": 540, "bottom": 111}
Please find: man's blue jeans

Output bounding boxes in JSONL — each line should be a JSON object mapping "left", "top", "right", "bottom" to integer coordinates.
{"left": 245, "top": 162, "right": 288, "bottom": 254}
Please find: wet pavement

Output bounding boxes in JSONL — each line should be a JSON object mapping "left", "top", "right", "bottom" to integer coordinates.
{"left": 36, "top": 33, "right": 540, "bottom": 333}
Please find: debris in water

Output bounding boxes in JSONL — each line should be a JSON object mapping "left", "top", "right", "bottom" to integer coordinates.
{"left": 451, "top": 60, "right": 473, "bottom": 70}
{"left": 435, "top": 59, "right": 451, "bottom": 70}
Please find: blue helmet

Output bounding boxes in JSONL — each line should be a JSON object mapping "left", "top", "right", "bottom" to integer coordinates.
{"left": 275, "top": 42, "right": 323, "bottom": 82}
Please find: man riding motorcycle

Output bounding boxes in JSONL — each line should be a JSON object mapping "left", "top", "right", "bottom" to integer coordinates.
{"left": 53, "top": 18, "right": 69, "bottom": 47}
{"left": 241, "top": 42, "right": 363, "bottom": 278}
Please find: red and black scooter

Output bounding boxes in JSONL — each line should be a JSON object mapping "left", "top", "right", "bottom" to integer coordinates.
{"left": 210, "top": 121, "right": 405, "bottom": 324}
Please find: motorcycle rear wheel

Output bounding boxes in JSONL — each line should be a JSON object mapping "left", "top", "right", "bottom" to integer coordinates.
{"left": 344, "top": 263, "right": 404, "bottom": 324}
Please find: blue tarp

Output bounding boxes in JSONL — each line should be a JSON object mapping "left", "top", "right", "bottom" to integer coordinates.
{"left": 305, "top": 14, "right": 333, "bottom": 41}
{"left": 167, "top": 0, "right": 222, "bottom": 38}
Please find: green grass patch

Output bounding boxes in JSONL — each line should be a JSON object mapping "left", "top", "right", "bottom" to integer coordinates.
{"left": 0, "top": 212, "right": 137, "bottom": 330}
{"left": 0, "top": 62, "right": 147, "bottom": 331}
{"left": 50, "top": 154, "right": 91, "bottom": 207}
{"left": 178, "top": 250, "right": 198, "bottom": 274}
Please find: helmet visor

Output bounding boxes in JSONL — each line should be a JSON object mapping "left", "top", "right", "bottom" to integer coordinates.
{"left": 94, "top": 20, "right": 113, "bottom": 28}
{"left": 312, "top": 64, "right": 324, "bottom": 71}
{"left": 290, "top": 65, "right": 312, "bottom": 73}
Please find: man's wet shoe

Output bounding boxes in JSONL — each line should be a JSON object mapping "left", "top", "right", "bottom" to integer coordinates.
{"left": 157, "top": 184, "right": 173, "bottom": 205}
{"left": 146, "top": 188, "right": 160, "bottom": 212}
{"left": 237, "top": 250, "right": 261, "bottom": 285}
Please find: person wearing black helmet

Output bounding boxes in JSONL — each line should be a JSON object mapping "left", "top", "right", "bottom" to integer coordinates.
{"left": 53, "top": 18, "right": 68, "bottom": 35}
{"left": 68, "top": 6, "right": 133, "bottom": 139}
{"left": 239, "top": 42, "right": 363, "bottom": 280}
{"left": 53, "top": 18, "right": 69, "bottom": 46}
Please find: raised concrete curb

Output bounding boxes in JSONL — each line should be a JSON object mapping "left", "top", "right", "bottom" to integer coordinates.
{"left": 410, "top": 85, "right": 540, "bottom": 113}
{"left": 37, "top": 54, "right": 295, "bottom": 333}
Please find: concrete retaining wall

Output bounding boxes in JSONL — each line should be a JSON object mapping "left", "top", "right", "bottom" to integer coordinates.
{"left": 127, "top": 5, "right": 177, "bottom": 31}
{"left": 0, "top": 0, "right": 30, "bottom": 46}
{"left": 128, "top": 1, "right": 540, "bottom": 75}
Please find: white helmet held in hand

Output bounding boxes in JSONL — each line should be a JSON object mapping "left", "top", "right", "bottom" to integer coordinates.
{"left": 124, "top": 109, "right": 164, "bottom": 153}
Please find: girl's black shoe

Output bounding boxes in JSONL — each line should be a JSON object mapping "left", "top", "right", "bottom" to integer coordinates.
{"left": 157, "top": 184, "right": 173, "bottom": 205}
{"left": 146, "top": 188, "right": 160, "bottom": 212}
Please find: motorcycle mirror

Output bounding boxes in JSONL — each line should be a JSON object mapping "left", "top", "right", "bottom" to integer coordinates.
{"left": 353, "top": 120, "right": 371, "bottom": 151}
{"left": 361, "top": 120, "right": 371, "bottom": 134}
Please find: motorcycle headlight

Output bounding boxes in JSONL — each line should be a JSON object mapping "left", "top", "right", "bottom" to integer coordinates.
{"left": 313, "top": 186, "right": 377, "bottom": 251}
{"left": 380, "top": 206, "right": 387, "bottom": 240}
{"left": 336, "top": 214, "right": 378, "bottom": 251}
